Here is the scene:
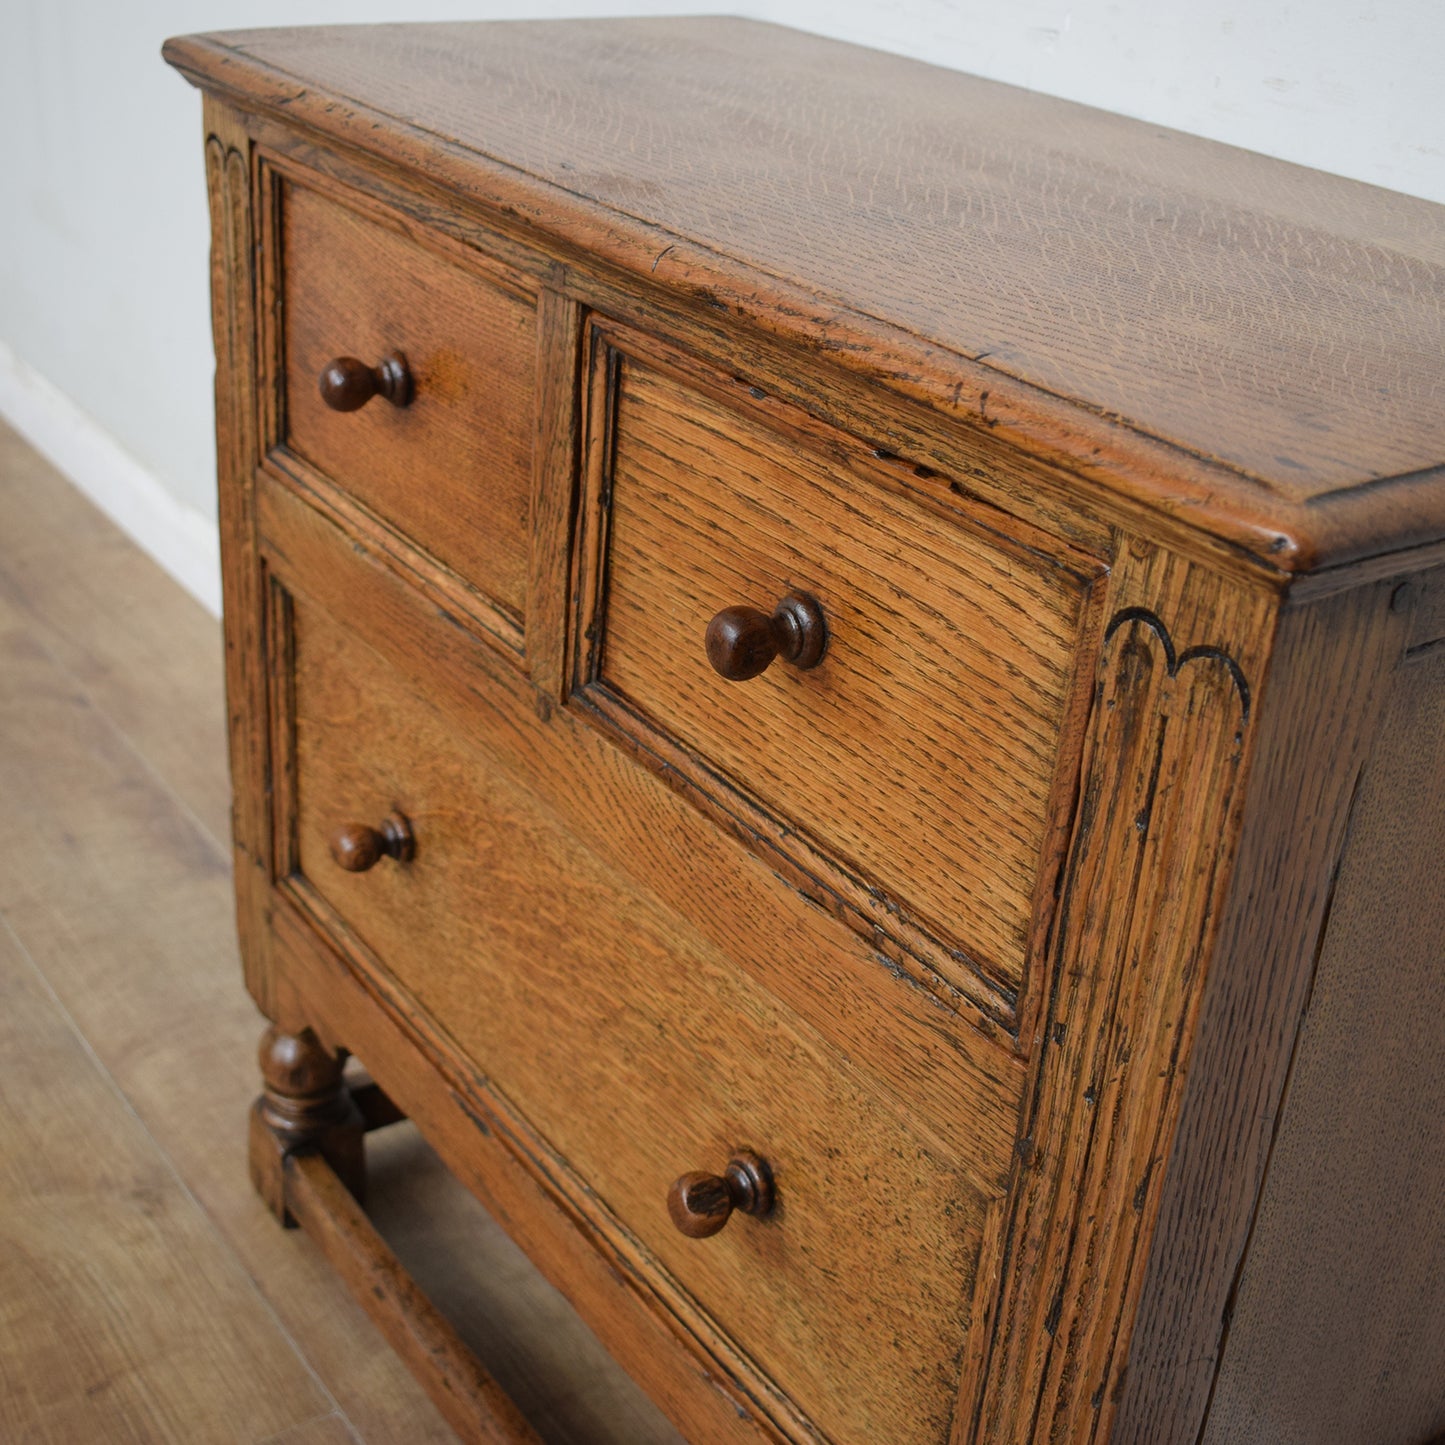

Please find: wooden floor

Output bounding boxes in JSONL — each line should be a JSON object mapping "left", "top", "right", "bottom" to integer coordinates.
{"left": 0, "top": 419, "right": 683, "bottom": 1445}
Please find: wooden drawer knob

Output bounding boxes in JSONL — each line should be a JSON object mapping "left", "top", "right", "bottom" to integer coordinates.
{"left": 329, "top": 811, "right": 416, "bottom": 872}
{"left": 705, "top": 593, "right": 827, "bottom": 681}
{"left": 667, "top": 1151, "right": 774, "bottom": 1238}
{"left": 318, "top": 351, "right": 414, "bottom": 411}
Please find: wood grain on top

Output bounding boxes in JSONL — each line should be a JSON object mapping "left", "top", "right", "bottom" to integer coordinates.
{"left": 164, "top": 18, "right": 1445, "bottom": 570}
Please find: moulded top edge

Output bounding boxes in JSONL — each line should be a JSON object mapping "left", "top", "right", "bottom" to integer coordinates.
{"left": 163, "top": 20, "right": 1445, "bottom": 575}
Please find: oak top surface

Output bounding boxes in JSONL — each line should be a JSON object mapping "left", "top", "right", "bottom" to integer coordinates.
{"left": 166, "top": 17, "right": 1445, "bottom": 572}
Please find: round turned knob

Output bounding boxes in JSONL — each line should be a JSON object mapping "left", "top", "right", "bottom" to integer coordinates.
{"left": 329, "top": 811, "right": 416, "bottom": 872}
{"left": 667, "top": 1151, "right": 774, "bottom": 1239}
{"left": 705, "top": 593, "right": 827, "bottom": 681}
{"left": 318, "top": 351, "right": 414, "bottom": 412}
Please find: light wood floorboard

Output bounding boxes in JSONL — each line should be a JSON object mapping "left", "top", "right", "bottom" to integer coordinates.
{"left": 256, "top": 1412, "right": 362, "bottom": 1445}
{"left": 0, "top": 916, "right": 333, "bottom": 1444}
{"left": 0, "top": 419, "right": 682, "bottom": 1444}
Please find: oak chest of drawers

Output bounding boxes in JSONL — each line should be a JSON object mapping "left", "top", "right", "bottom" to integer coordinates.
{"left": 165, "top": 20, "right": 1445, "bottom": 1444}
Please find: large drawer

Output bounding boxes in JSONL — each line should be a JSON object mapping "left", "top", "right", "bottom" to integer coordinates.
{"left": 277, "top": 175, "right": 537, "bottom": 619}
{"left": 284, "top": 591, "right": 1002, "bottom": 1445}
{"left": 573, "top": 327, "right": 1101, "bottom": 1007}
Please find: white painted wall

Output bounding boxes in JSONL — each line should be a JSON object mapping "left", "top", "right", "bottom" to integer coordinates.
{"left": 1, "top": 1, "right": 1441, "bottom": 611}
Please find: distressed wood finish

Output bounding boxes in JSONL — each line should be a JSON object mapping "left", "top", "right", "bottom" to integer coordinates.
{"left": 258, "top": 469, "right": 1026, "bottom": 1176}
{"left": 1112, "top": 577, "right": 1411, "bottom": 1443}
{"left": 284, "top": 587, "right": 995, "bottom": 1445}
{"left": 204, "top": 96, "right": 276, "bottom": 1018}
{"left": 166, "top": 18, "right": 1445, "bottom": 571}
{"left": 279, "top": 173, "right": 537, "bottom": 630}
{"left": 573, "top": 325, "right": 1101, "bottom": 1016}
{"left": 168, "top": 21, "right": 1445, "bottom": 1445}
{"left": 974, "top": 554, "right": 1267, "bottom": 1442}
{"left": 1196, "top": 592, "right": 1445, "bottom": 1445}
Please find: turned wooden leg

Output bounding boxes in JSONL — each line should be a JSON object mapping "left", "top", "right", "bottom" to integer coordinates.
{"left": 244, "top": 1032, "right": 535, "bottom": 1442}
{"left": 249, "top": 1025, "right": 365, "bottom": 1226}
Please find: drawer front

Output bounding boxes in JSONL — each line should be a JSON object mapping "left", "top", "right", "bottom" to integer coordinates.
{"left": 279, "top": 176, "right": 536, "bottom": 616}
{"left": 574, "top": 329, "right": 1099, "bottom": 1006}
{"left": 286, "top": 594, "right": 1001, "bottom": 1445}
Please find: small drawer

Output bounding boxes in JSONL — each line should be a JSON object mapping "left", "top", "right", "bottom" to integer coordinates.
{"left": 283, "top": 594, "right": 1007, "bottom": 1445}
{"left": 278, "top": 176, "right": 536, "bottom": 618}
{"left": 573, "top": 328, "right": 1101, "bottom": 1009}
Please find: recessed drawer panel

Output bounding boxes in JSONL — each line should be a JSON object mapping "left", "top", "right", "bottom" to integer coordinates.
{"left": 574, "top": 329, "right": 1100, "bottom": 1007}
{"left": 286, "top": 595, "right": 1003, "bottom": 1445}
{"left": 279, "top": 177, "right": 536, "bottom": 618}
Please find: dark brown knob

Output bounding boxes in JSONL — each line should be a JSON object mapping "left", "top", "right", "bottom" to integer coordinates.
{"left": 318, "top": 351, "right": 413, "bottom": 412}
{"left": 329, "top": 811, "right": 415, "bottom": 872}
{"left": 667, "top": 1151, "right": 774, "bottom": 1238}
{"left": 705, "top": 593, "right": 827, "bottom": 681}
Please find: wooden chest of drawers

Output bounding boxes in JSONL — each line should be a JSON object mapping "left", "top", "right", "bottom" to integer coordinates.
{"left": 165, "top": 20, "right": 1445, "bottom": 1444}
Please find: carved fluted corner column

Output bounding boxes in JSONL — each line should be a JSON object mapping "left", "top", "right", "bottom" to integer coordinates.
{"left": 249, "top": 1025, "right": 366, "bottom": 1225}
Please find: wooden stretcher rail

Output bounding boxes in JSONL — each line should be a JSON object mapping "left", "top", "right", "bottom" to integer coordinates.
{"left": 282, "top": 1145, "right": 544, "bottom": 1445}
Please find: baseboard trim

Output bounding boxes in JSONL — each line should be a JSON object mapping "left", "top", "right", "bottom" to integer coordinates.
{"left": 0, "top": 340, "right": 222, "bottom": 616}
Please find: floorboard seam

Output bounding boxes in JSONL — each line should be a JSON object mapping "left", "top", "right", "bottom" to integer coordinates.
{"left": 0, "top": 907, "right": 351, "bottom": 1437}
{"left": 0, "top": 556, "right": 233, "bottom": 863}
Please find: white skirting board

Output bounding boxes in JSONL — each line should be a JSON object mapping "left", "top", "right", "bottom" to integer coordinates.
{"left": 0, "top": 340, "right": 223, "bottom": 617}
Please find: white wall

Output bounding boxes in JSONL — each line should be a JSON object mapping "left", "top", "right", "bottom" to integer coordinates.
{"left": 2, "top": 1, "right": 1441, "bottom": 611}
